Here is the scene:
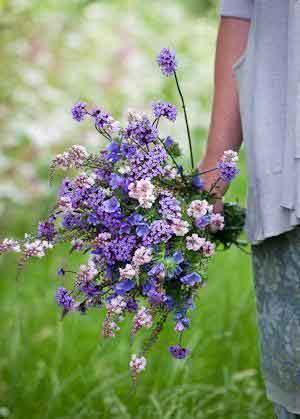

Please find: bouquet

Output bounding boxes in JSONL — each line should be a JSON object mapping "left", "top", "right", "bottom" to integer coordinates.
{"left": 0, "top": 48, "right": 244, "bottom": 382}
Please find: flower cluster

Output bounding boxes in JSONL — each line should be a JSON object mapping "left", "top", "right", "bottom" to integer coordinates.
{"left": 1, "top": 48, "right": 242, "bottom": 382}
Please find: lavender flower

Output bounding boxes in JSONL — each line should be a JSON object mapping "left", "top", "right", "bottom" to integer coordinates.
{"left": 217, "top": 160, "right": 239, "bottom": 182}
{"left": 169, "top": 344, "right": 190, "bottom": 359}
{"left": 152, "top": 101, "right": 177, "bottom": 122}
{"left": 123, "top": 115, "right": 158, "bottom": 145}
{"left": 142, "top": 220, "right": 173, "bottom": 246}
{"left": 157, "top": 48, "right": 177, "bottom": 76}
{"left": 159, "top": 194, "right": 181, "bottom": 220}
{"left": 128, "top": 145, "right": 167, "bottom": 182}
{"left": 38, "top": 220, "right": 56, "bottom": 241}
{"left": 55, "top": 287, "right": 74, "bottom": 310}
{"left": 71, "top": 102, "right": 87, "bottom": 122}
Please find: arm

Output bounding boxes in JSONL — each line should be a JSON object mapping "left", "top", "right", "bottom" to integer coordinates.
{"left": 198, "top": 17, "right": 251, "bottom": 209}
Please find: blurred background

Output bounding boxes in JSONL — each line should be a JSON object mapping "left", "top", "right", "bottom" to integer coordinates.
{"left": 0, "top": 1, "right": 274, "bottom": 418}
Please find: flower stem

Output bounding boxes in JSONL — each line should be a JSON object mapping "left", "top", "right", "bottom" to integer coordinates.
{"left": 174, "top": 71, "right": 194, "bottom": 170}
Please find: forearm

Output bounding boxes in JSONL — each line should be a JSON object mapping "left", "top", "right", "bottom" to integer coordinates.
{"left": 199, "top": 17, "right": 251, "bottom": 194}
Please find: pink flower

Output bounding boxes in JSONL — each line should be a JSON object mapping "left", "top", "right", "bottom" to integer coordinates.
{"left": 170, "top": 218, "right": 189, "bottom": 236}
{"left": 132, "top": 246, "right": 153, "bottom": 266}
{"left": 128, "top": 178, "right": 156, "bottom": 209}
{"left": 92, "top": 232, "right": 111, "bottom": 248}
{"left": 132, "top": 307, "right": 153, "bottom": 335}
{"left": 0, "top": 239, "right": 21, "bottom": 254}
{"left": 119, "top": 264, "right": 136, "bottom": 279}
{"left": 210, "top": 213, "right": 225, "bottom": 231}
{"left": 23, "top": 240, "right": 52, "bottom": 258}
{"left": 129, "top": 354, "right": 147, "bottom": 373}
{"left": 187, "top": 200, "right": 213, "bottom": 219}
{"left": 202, "top": 241, "right": 215, "bottom": 257}
{"left": 186, "top": 234, "right": 206, "bottom": 251}
{"left": 76, "top": 264, "right": 98, "bottom": 283}
{"left": 106, "top": 295, "right": 127, "bottom": 315}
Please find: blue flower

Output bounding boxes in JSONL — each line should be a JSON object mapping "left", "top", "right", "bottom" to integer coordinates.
{"left": 180, "top": 272, "right": 202, "bottom": 286}
{"left": 192, "top": 175, "right": 204, "bottom": 190}
{"left": 105, "top": 141, "right": 121, "bottom": 162}
{"left": 164, "top": 136, "right": 174, "bottom": 149}
{"left": 115, "top": 279, "right": 135, "bottom": 295}
{"left": 136, "top": 223, "right": 150, "bottom": 237}
{"left": 195, "top": 215, "right": 211, "bottom": 229}
{"left": 102, "top": 197, "right": 120, "bottom": 213}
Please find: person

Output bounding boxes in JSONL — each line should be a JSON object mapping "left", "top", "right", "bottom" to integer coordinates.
{"left": 198, "top": 1, "right": 300, "bottom": 418}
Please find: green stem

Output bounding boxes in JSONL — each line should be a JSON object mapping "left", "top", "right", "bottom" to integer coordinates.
{"left": 174, "top": 71, "right": 194, "bottom": 169}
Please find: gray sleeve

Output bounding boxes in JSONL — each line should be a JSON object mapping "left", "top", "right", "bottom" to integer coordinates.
{"left": 219, "top": 0, "right": 253, "bottom": 19}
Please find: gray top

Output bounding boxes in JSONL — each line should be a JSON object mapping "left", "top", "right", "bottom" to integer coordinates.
{"left": 219, "top": 0, "right": 300, "bottom": 244}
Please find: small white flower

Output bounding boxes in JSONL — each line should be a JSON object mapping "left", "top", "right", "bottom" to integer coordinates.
{"left": 222, "top": 150, "right": 239, "bottom": 163}
{"left": 23, "top": 240, "right": 52, "bottom": 258}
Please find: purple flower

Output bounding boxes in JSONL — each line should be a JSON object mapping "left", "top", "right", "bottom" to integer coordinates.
{"left": 142, "top": 220, "right": 173, "bottom": 246}
{"left": 92, "top": 107, "right": 112, "bottom": 129}
{"left": 159, "top": 195, "right": 181, "bottom": 220}
{"left": 102, "top": 197, "right": 120, "bottom": 213}
{"left": 55, "top": 287, "right": 74, "bottom": 310}
{"left": 180, "top": 272, "right": 202, "bottom": 286}
{"left": 115, "top": 279, "right": 135, "bottom": 295}
{"left": 169, "top": 344, "right": 190, "bottom": 359}
{"left": 71, "top": 102, "right": 87, "bottom": 122}
{"left": 38, "top": 220, "right": 56, "bottom": 241}
{"left": 152, "top": 101, "right": 177, "bottom": 122}
{"left": 120, "top": 142, "right": 136, "bottom": 158}
{"left": 123, "top": 116, "right": 158, "bottom": 145}
{"left": 157, "top": 48, "right": 177, "bottom": 76}
{"left": 109, "top": 174, "right": 127, "bottom": 191}
{"left": 147, "top": 289, "right": 164, "bottom": 305}
{"left": 217, "top": 160, "right": 239, "bottom": 182}
{"left": 126, "top": 298, "right": 138, "bottom": 312}
{"left": 195, "top": 215, "right": 211, "bottom": 229}
{"left": 136, "top": 223, "right": 150, "bottom": 237}
{"left": 128, "top": 145, "right": 167, "bottom": 182}
{"left": 57, "top": 267, "right": 65, "bottom": 276}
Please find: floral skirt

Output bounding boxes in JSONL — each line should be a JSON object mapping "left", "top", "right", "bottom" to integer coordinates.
{"left": 252, "top": 226, "right": 300, "bottom": 415}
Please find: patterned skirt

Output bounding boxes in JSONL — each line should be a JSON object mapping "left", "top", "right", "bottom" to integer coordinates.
{"left": 252, "top": 226, "right": 300, "bottom": 416}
